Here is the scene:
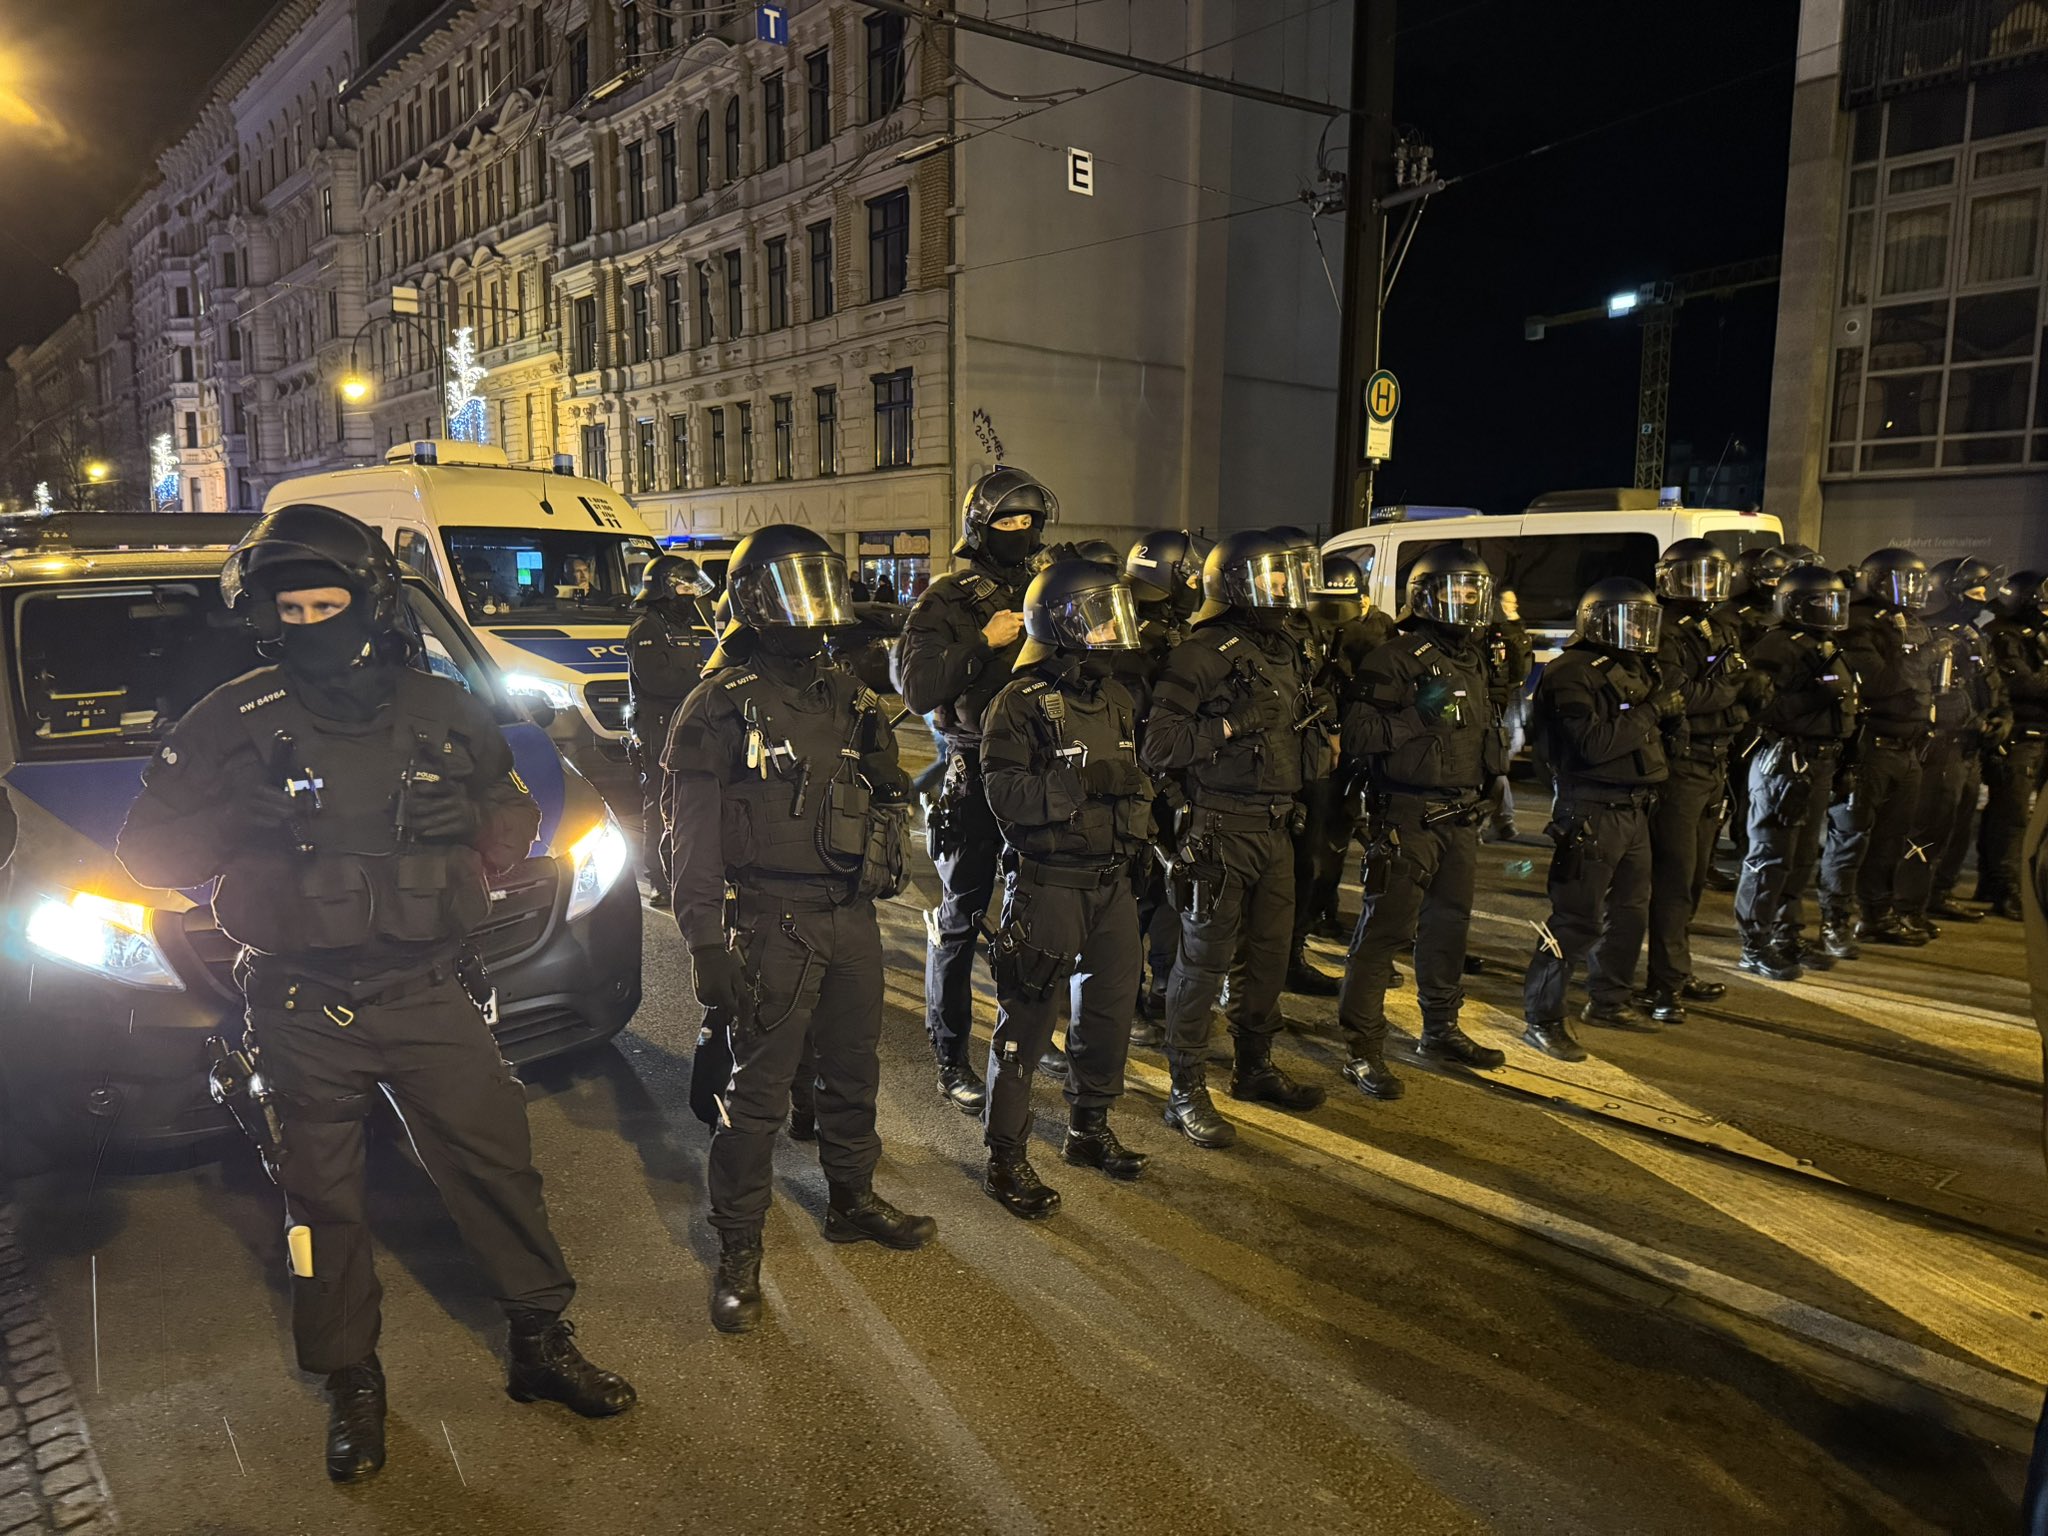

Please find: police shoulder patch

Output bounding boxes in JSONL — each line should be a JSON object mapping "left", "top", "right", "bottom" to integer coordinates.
{"left": 508, "top": 769, "right": 530, "bottom": 795}
{"left": 722, "top": 670, "right": 759, "bottom": 690}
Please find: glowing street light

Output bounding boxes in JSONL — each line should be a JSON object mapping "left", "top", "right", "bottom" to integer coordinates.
{"left": 339, "top": 372, "right": 373, "bottom": 404}
{"left": 84, "top": 460, "right": 110, "bottom": 483}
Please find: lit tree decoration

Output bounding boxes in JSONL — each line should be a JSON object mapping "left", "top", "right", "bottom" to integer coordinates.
{"left": 32, "top": 482, "right": 52, "bottom": 515}
{"left": 445, "top": 326, "right": 489, "bottom": 443}
{"left": 150, "top": 433, "right": 180, "bottom": 510}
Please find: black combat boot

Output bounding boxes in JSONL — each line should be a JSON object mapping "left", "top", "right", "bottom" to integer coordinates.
{"left": 1993, "top": 894, "right": 2025, "bottom": 921}
{"left": 709, "top": 1232, "right": 764, "bottom": 1334}
{"left": 1163, "top": 1068, "right": 1238, "bottom": 1149}
{"left": 1284, "top": 948, "right": 1341, "bottom": 997}
{"left": 1229, "top": 1036, "right": 1326, "bottom": 1112}
{"left": 1128, "top": 1015, "right": 1165, "bottom": 1048}
{"left": 1418, "top": 1020, "right": 1506, "bottom": 1070}
{"left": 985, "top": 1154, "right": 1062, "bottom": 1217}
{"left": 1063, "top": 1106, "right": 1149, "bottom": 1180}
{"left": 1737, "top": 944, "right": 1800, "bottom": 982}
{"left": 507, "top": 1313, "right": 637, "bottom": 1416}
{"left": 1142, "top": 980, "right": 1168, "bottom": 1020}
{"left": 324, "top": 1355, "right": 386, "bottom": 1483}
{"left": 1863, "top": 910, "right": 1927, "bottom": 947}
{"left": 789, "top": 1092, "right": 817, "bottom": 1142}
{"left": 1928, "top": 891, "right": 1983, "bottom": 922}
{"left": 1679, "top": 977, "right": 1727, "bottom": 1002}
{"left": 1522, "top": 1018, "right": 1589, "bottom": 1062}
{"left": 937, "top": 1063, "right": 986, "bottom": 1114}
{"left": 1633, "top": 989, "right": 1686, "bottom": 1025}
{"left": 1900, "top": 914, "right": 1941, "bottom": 943}
{"left": 1786, "top": 933, "right": 1833, "bottom": 971}
{"left": 1039, "top": 1043, "right": 1070, "bottom": 1076}
{"left": 1819, "top": 918, "right": 1861, "bottom": 959}
{"left": 1585, "top": 997, "right": 1656, "bottom": 1030}
{"left": 1702, "top": 864, "right": 1736, "bottom": 892}
{"left": 824, "top": 1185, "right": 938, "bottom": 1250}
{"left": 1341, "top": 1041, "right": 1405, "bottom": 1100}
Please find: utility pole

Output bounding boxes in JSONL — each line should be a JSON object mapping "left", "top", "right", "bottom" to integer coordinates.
{"left": 1331, "top": 0, "right": 1398, "bottom": 533}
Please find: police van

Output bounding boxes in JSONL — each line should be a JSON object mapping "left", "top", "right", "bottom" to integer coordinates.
{"left": 0, "top": 513, "right": 642, "bottom": 1169}
{"left": 265, "top": 441, "right": 663, "bottom": 775}
{"left": 1322, "top": 489, "right": 1785, "bottom": 667}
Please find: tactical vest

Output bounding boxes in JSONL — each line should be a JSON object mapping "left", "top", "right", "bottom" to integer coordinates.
{"left": 1367, "top": 632, "right": 1492, "bottom": 794}
{"left": 210, "top": 669, "right": 491, "bottom": 956}
{"left": 714, "top": 664, "right": 905, "bottom": 896}
{"left": 1000, "top": 676, "right": 1154, "bottom": 861}
{"left": 915, "top": 568, "right": 1023, "bottom": 737}
{"left": 1760, "top": 632, "right": 1859, "bottom": 743}
{"left": 1539, "top": 649, "right": 1664, "bottom": 788}
{"left": 1989, "top": 618, "right": 2048, "bottom": 730}
{"left": 1187, "top": 627, "right": 1307, "bottom": 805}
{"left": 1669, "top": 609, "right": 1747, "bottom": 738}
{"left": 1854, "top": 609, "right": 1935, "bottom": 736}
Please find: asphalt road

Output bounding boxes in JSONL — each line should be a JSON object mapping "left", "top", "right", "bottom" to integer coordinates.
{"left": 7, "top": 830, "right": 2037, "bottom": 1534}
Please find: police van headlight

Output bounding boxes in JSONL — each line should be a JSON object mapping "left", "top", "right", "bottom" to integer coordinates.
{"left": 563, "top": 816, "right": 630, "bottom": 922}
{"left": 26, "top": 890, "right": 184, "bottom": 991}
{"left": 505, "top": 672, "right": 578, "bottom": 712}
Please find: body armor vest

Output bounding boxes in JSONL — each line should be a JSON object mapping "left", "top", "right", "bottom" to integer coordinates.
{"left": 1187, "top": 627, "right": 1307, "bottom": 805}
{"left": 1001, "top": 676, "right": 1154, "bottom": 861}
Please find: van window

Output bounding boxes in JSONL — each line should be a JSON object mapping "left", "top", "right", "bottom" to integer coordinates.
{"left": 1703, "top": 526, "right": 1783, "bottom": 562}
{"left": 1395, "top": 532, "right": 1659, "bottom": 626}
{"left": 393, "top": 526, "right": 446, "bottom": 590}
{"left": 442, "top": 527, "right": 661, "bottom": 621}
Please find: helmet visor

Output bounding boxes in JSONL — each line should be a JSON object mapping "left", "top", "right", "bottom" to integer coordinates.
{"left": 1225, "top": 551, "right": 1307, "bottom": 610}
{"left": 731, "top": 552, "right": 854, "bottom": 628}
{"left": 1780, "top": 587, "right": 1849, "bottom": 631}
{"left": 1414, "top": 570, "right": 1495, "bottom": 628}
{"left": 668, "top": 560, "right": 715, "bottom": 598}
{"left": 1052, "top": 582, "right": 1142, "bottom": 650}
{"left": 1601, "top": 599, "right": 1664, "bottom": 652}
{"left": 1659, "top": 556, "right": 1731, "bottom": 604}
{"left": 1877, "top": 568, "right": 1931, "bottom": 610}
{"left": 1288, "top": 545, "right": 1322, "bottom": 592}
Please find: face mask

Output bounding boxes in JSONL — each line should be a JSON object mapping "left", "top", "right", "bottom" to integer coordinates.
{"left": 277, "top": 605, "right": 375, "bottom": 679}
{"left": 1079, "top": 653, "right": 1115, "bottom": 681}
{"left": 981, "top": 526, "right": 1041, "bottom": 569}
{"left": 757, "top": 626, "right": 826, "bottom": 659}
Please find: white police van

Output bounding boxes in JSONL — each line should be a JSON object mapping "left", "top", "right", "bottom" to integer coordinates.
{"left": 1323, "top": 489, "right": 1785, "bottom": 667}
{"left": 265, "top": 441, "right": 663, "bottom": 773}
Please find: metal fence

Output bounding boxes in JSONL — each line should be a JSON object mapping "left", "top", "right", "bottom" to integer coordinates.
{"left": 1842, "top": 0, "right": 2048, "bottom": 105}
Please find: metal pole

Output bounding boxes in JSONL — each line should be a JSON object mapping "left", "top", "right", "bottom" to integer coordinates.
{"left": 1330, "top": 0, "right": 1397, "bottom": 532}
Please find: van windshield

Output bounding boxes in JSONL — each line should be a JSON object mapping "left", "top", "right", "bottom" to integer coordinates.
{"left": 1395, "top": 531, "right": 1661, "bottom": 628}
{"left": 443, "top": 528, "right": 661, "bottom": 624}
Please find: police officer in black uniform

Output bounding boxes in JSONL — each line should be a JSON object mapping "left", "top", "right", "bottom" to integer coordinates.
{"left": 1142, "top": 529, "right": 1329, "bottom": 1148}
{"left": 1482, "top": 587, "right": 1534, "bottom": 842}
{"left": 1734, "top": 566, "right": 1858, "bottom": 979}
{"left": 1901, "top": 557, "right": 2008, "bottom": 935}
{"left": 1634, "top": 539, "right": 1746, "bottom": 1022}
{"left": 1336, "top": 544, "right": 1508, "bottom": 1099}
{"left": 1716, "top": 546, "right": 1795, "bottom": 884}
{"left": 1819, "top": 548, "right": 1938, "bottom": 952}
{"left": 1119, "top": 529, "right": 1203, "bottom": 1042}
{"left": 664, "top": 525, "right": 935, "bottom": 1334}
{"left": 627, "top": 553, "right": 714, "bottom": 905}
{"left": 1521, "top": 577, "right": 1672, "bottom": 1062}
{"left": 978, "top": 560, "right": 1154, "bottom": 1217}
{"left": 116, "top": 506, "right": 634, "bottom": 1483}
{"left": 1979, "top": 570, "right": 2048, "bottom": 919}
{"left": 894, "top": 468, "right": 1057, "bottom": 1112}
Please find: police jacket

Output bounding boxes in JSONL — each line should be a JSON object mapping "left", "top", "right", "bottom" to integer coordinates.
{"left": 1106, "top": 603, "right": 1188, "bottom": 724}
{"left": 1485, "top": 617, "right": 1533, "bottom": 713}
{"left": 1656, "top": 601, "right": 1750, "bottom": 744}
{"left": 892, "top": 553, "right": 1030, "bottom": 748}
{"left": 1928, "top": 616, "right": 2003, "bottom": 743}
{"left": 1841, "top": 600, "right": 1936, "bottom": 740}
{"left": 662, "top": 645, "right": 907, "bottom": 950}
{"left": 1142, "top": 613, "right": 1328, "bottom": 808}
{"left": 1748, "top": 627, "right": 1859, "bottom": 744}
{"left": 1718, "top": 592, "right": 1778, "bottom": 656}
{"left": 1341, "top": 619, "right": 1497, "bottom": 796}
{"left": 117, "top": 664, "right": 539, "bottom": 969}
{"left": 628, "top": 608, "right": 706, "bottom": 724}
{"left": 1987, "top": 616, "right": 2048, "bottom": 736}
{"left": 1532, "top": 642, "right": 1670, "bottom": 793}
{"left": 982, "top": 660, "right": 1154, "bottom": 866}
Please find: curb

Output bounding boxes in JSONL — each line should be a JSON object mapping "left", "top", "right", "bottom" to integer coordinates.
{"left": 0, "top": 1199, "right": 118, "bottom": 1535}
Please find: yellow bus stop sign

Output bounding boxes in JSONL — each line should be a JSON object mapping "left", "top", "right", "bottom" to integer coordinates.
{"left": 1366, "top": 369, "right": 1401, "bottom": 422}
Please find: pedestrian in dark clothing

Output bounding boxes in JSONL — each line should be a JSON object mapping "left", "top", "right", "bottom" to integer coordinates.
{"left": 1482, "top": 587, "right": 1533, "bottom": 840}
{"left": 1981, "top": 570, "right": 2048, "bottom": 919}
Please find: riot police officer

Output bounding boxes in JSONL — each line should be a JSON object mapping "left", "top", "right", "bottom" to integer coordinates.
{"left": 1142, "top": 528, "right": 1330, "bottom": 1148}
{"left": 627, "top": 554, "right": 715, "bottom": 905}
{"left": 1979, "top": 570, "right": 2048, "bottom": 918}
{"left": 978, "top": 560, "right": 1154, "bottom": 1217}
{"left": 895, "top": 468, "right": 1057, "bottom": 1112}
{"left": 665, "top": 525, "right": 935, "bottom": 1334}
{"left": 1075, "top": 538, "right": 1122, "bottom": 567}
{"left": 1634, "top": 539, "right": 1746, "bottom": 1021}
{"left": 1819, "top": 548, "right": 1937, "bottom": 952}
{"left": 1902, "top": 557, "right": 2008, "bottom": 933}
{"left": 1734, "top": 566, "right": 1858, "bottom": 979}
{"left": 1482, "top": 586, "right": 1533, "bottom": 842}
{"left": 1119, "top": 529, "right": 1202, "bottom": 1041}
{"left": 1336, "top": 544, "right": 1508, "bottom": 1098}
{"left": 1717, "top": 546, "right": 1794, "bottom": 883}
{"left": 116, "top": 505, "right": 634, "bottom": 1483}
{"left": 1521, "top": 578, "right": 1672, "bottom": 1061}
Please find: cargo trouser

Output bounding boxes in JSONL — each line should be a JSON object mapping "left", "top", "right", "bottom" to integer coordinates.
{"left": 709, "top": 893, "right": 884, "bottom": 1236}
{"left": 635, "top": 702, "right": 680, "bottom": 889}
{"left": 1163, "top": 803, "right": 1294, "bottom": 1081}
{"left": 925, "top": 746, "right": 1001, "bottom": 1073}
{"left": 984, "top": 861, "right": 1140, "bottom": 1157}
{"left": 1290, "top": 776, "right": 1351, "bottom": 945}
{"left": 1337, "top": 793, "right": 1479, "bottom": 1050}
{"left": 1820, "top": 738, "right": 1923, "bottom": 924}
{"left": 1898, "top": 733, "right": 1972, "bottom": 917}
{"left": 1643, "top": 749, "right": 1726, "bottom": 992}
{"left": 1523, "top": 792, "right": 1654, "bottom": 1024}
{"left": 1977, "top": 738, "right": 2045, "bottom": 901}
{"left": 246, "top": 967, "right": 574, "bottom": 1375}
{"left": 1933, "top": 746, "right": 1985, "bottom": 899}
{"left": 1734, "top": 739, "right": 1839, "bottom": 948}
{"left": 1132, "top": 855, "right": 1180, "bottom": 1003}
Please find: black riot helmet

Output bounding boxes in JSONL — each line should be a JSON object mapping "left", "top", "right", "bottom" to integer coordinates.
{"left": 1075, "top": 538, "right": 1121, "bottom": 569}
{"left": 1779, "top": 542, "right": 1824, "bottom": 571}
{"left": 1775, "top": 565, "right": 1850, "bottom": 632}
{"left": 1202, "top": 527, "right": 1308, "bottom": 613}
{"left": 1307, "top": 551, "right": 1366, "bottom": 626}
{"left": 1733, "top": 545, "right": 1794, "bottom": 599}
{"left": 1017, "top": 558, "right": 1141, "bottom": 668}
{"left": 957, "top": 466, "right": 1058, "bottom": 562}
{"left": 1938, "top": 555, "right": 2002, "bottom": 610}
{"left": 1124, "top": 528, "right": 1200, "bottom": 605}
{"left": 221, "top": 502, "right": 407, "bottom": 639}
{"left": 1404, "top": 543, "right": 1495, "bottom": 629}
{"left": 1856, "top": 547, "right": 1930, "bottom": 612}
{"left": 635, "top": 552, "right": 714, "bottom": 606}
{"left": 724, "top": 523, "right": 854, "bottom": 628}
{"left": 1270, "top": 525, "right": 1323, "bottom": 590}
{"left": 1992, "top": 569, "right": 2048, "bottom": 621}
{"left": 1576, "top": 576, "right": 1663, "bottom": 653}
{"left": 1655, "top": 538, "right": 1733, "bottom": 605}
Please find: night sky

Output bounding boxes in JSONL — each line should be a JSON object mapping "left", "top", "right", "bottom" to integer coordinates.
{"left": 0, "top": 0, "right": 1801, "bottom": 509}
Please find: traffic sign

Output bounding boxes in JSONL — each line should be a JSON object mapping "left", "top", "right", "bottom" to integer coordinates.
{"left": 1365, "top": 368, "right": 1401, "bottom": 422}
{"left": 1066, "top": 147, "right": 1095, "bottom": 196}
{"left": 757, "top": 5, "right": 789, "bottom": 45}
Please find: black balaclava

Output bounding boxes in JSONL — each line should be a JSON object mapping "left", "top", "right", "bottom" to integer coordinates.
{"left": 267, "top": 571, "right": 392, "bottom": 722}
{"left": 979, "top": 520, "right": 1042, "bottom": 573}
{"left": 756, "top": 626, "right": 828, "bottom": 660}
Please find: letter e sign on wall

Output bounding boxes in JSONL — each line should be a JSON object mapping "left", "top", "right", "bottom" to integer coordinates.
{"left": 1066, "top": 147, "right": 1094, "bottom": 196}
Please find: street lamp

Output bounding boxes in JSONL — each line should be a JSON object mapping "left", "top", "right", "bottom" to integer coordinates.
{"left": 338, "top": 373, "right": 373, "bottom": 404}
{"left": 84, "top": 461, "right": 110, "bottom": 484}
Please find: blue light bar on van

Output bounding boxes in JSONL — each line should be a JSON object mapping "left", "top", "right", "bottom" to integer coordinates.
{"left": 552, "top": 454, "right": 575, "bottom": 475}
{"left": 412, "top": 440, "right": 439, "bottom": 465}
{"left": 1369, "top": 505, "right": 1485, "bottom": 524}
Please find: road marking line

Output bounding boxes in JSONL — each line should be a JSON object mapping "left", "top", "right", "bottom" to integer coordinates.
{"left": 441, "top": 1420, "right": 467, "bottom": 1488}
{"left": 222, "top": 1415, "right": 245, "bottom": 1476}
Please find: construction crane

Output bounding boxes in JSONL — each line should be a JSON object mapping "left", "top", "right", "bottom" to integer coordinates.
{"left": 1524, "top": 256, "right": 1780, "bottom": 491}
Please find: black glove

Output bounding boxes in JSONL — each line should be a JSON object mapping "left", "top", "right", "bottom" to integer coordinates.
{"left": 1228, "top": 686, "right": 1292, "bottom": 738}
{"left": 248, "top": 784, "right": 301, "bottom": 828}
{"left": 691, "top": 944, "right": 740, "bottom": 1014}
{"left": 1078, "top": 759, "right": 1146, "bottom": 798}
{"left": 401, "top": 777, "right": 482, "bottom": 842}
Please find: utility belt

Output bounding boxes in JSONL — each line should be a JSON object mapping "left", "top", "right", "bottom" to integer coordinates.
{"left": 241, "top": 951, "right": 473, "bottom": 1019}
{"left": 1868, "top": 731, "right": 1929, "bottom": 752}
{"left": 728, "top": 874, "right": 859, "bottom": 918}
{"left": 1556, "top": 785, "right": 1659, "bottom": 812}
{"left": 1187, "top": 796, "right": 1293, "bottom": 833}
{"left": 1677, "top": 734, "right": 1733, "bottom": 764}
{"left": 1008, "top": 850, "right": 1134, "bottom": 891}
{"left": 1370, "top": 789, "right": 1486, "bottom": 829}
{"left": 1756, "top": 732, "right": 1841, "bottom": 756}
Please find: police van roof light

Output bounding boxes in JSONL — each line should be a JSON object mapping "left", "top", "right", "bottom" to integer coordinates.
{"left": 413, "top": 440, "right": 439, "bottom": 465}
{"left": 552, "top": 454, "right": 575, "bottom": 475}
